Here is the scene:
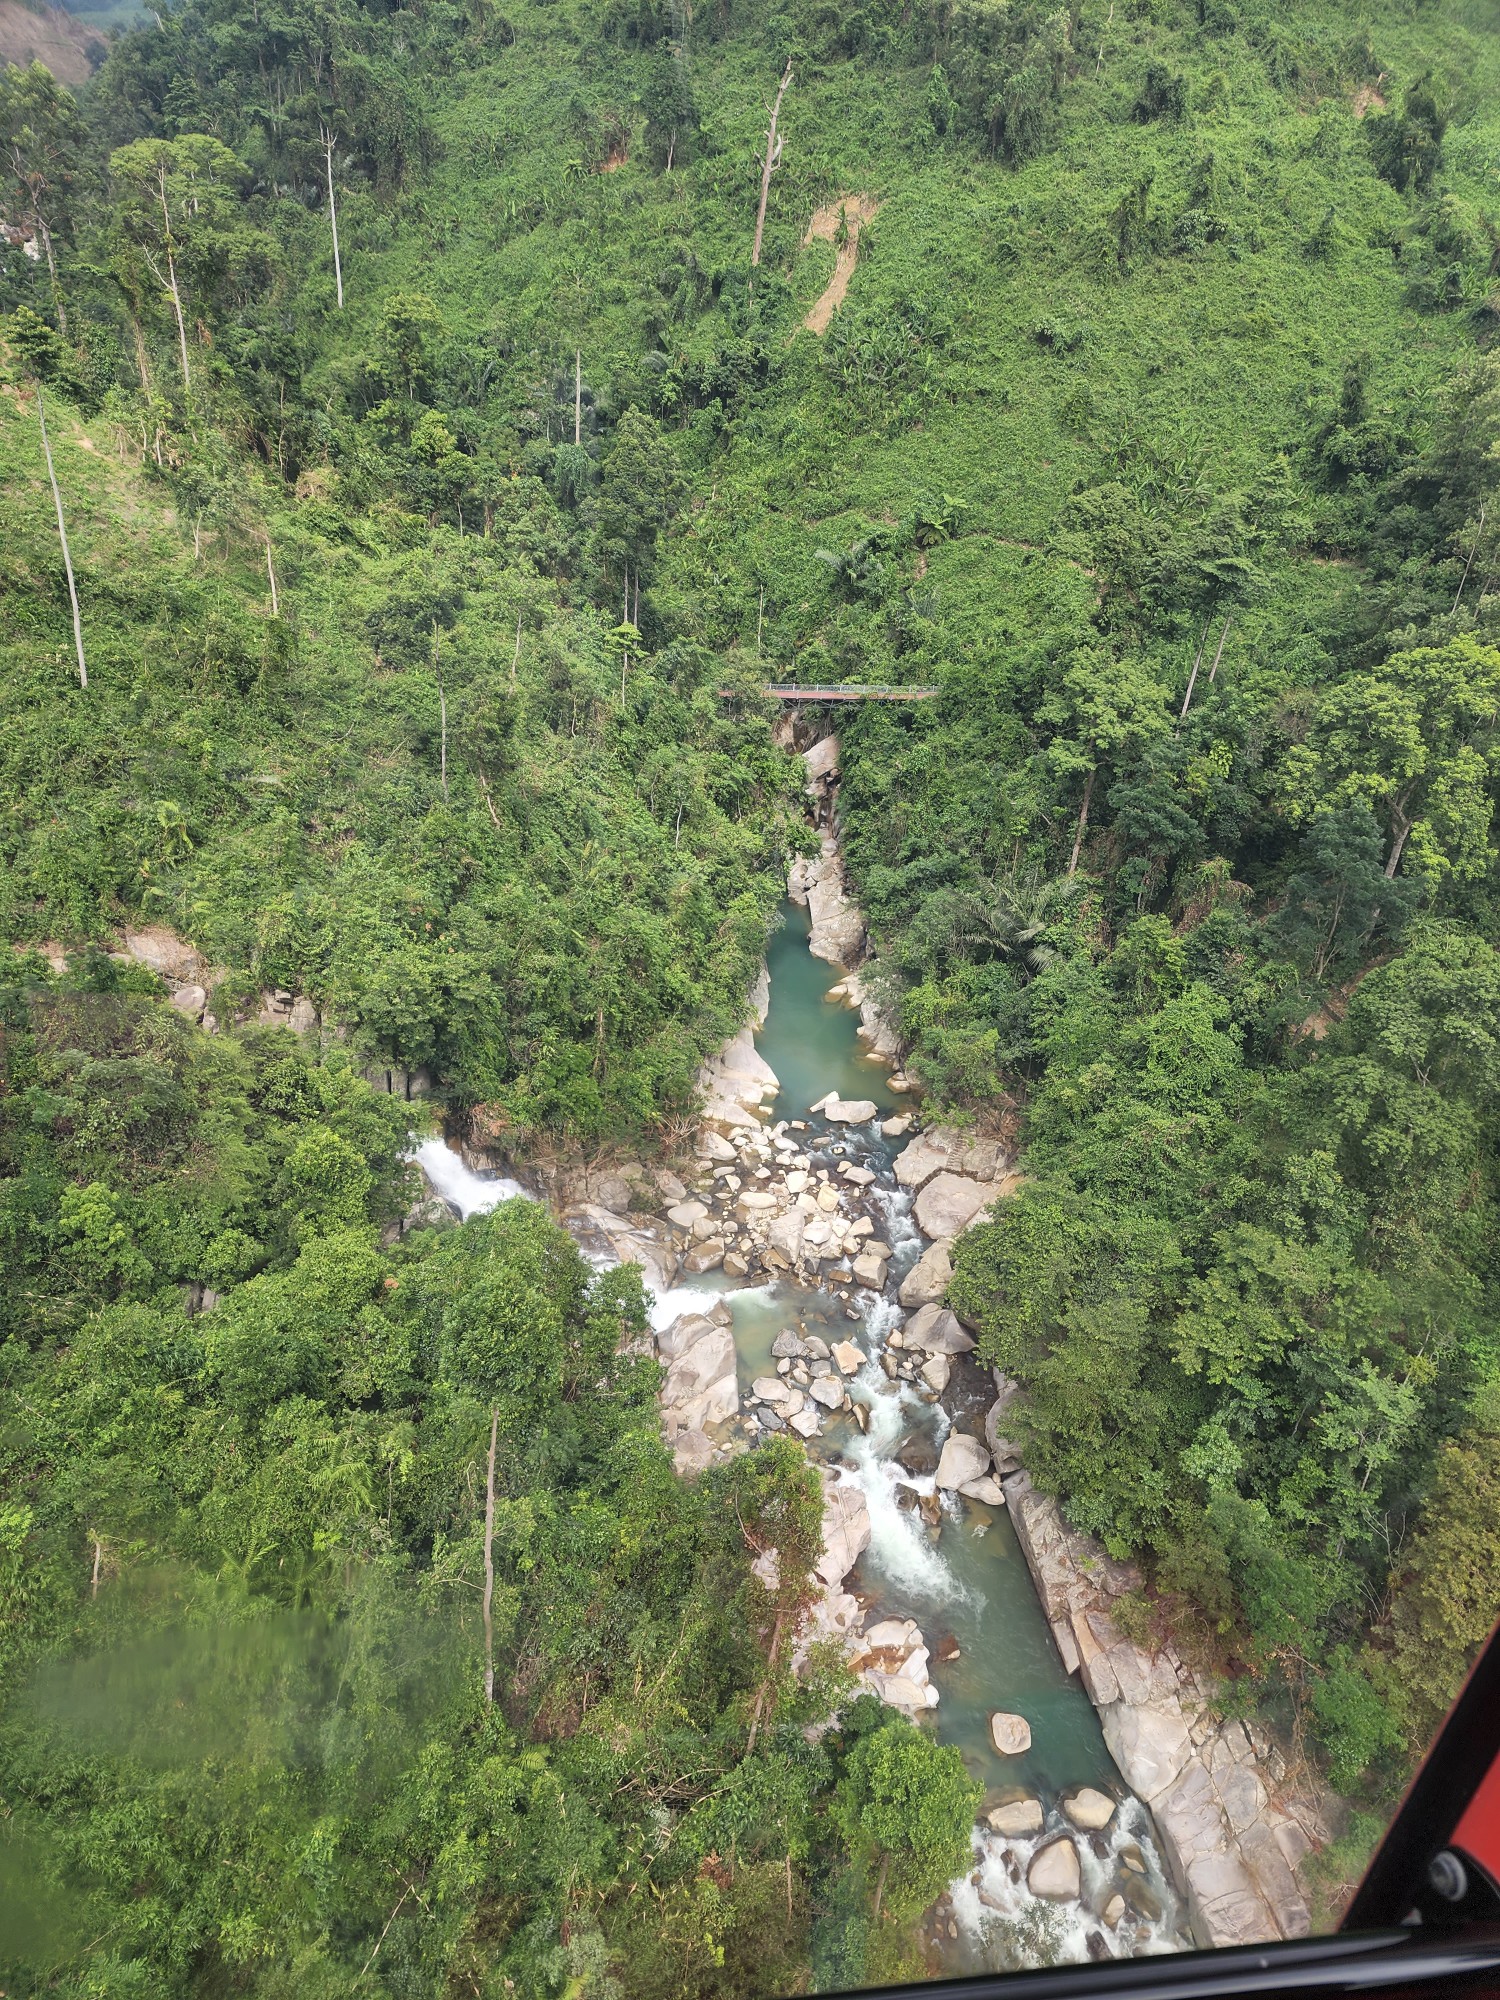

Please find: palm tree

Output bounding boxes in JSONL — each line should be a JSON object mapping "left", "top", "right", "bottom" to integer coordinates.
{"left": 946, "top": 863, "right": 1079, "bottom": 980}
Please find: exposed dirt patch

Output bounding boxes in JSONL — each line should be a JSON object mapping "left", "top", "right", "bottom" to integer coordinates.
{"left": 0, "top": 0, "right": 103, "bottom": 84}
{"left": 802, "top": 194, "right": 881, "bottom": 336}
{"left": 1352, "top": 83, "right": 1387, "bottom": 118}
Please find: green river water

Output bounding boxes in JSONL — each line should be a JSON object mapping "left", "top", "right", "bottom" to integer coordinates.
{"left": 421, "top": 895, "right": 1187, "bottom": 1966}
{"left": 747, "top": 902, "right": 1117, "bottom": 1803}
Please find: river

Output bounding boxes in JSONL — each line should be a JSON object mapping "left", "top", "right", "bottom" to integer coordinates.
{"left": 414, "top": 898, "right": 1187, "bottom": 1973}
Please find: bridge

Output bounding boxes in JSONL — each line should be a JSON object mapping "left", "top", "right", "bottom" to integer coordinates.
{"left": 717, "top": 684, "right": 940, "bottom": 702}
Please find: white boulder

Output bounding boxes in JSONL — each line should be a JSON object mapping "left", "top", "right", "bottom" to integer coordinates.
{"left": 1027, "top": 1838, "right": 1081, "bottom": 1901}
{"left": 937, "top": 1433, "right": 991, "bottom": 1489}
{"left": 990, "top": 1710, "right": 1033, "bottom": 1755}
{"left": 1062, "top": 1787, "right": 1117, "bottom": 1832}
{"left": 987, "top": 1797, "right": 1044, "bottom": 1836}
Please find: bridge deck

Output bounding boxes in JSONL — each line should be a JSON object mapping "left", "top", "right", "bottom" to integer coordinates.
{"left": 718, "top": 685, "right": 940, "bottom": 702}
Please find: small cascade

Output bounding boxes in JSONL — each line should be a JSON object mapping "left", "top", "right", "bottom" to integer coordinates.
{"left": 843, "top": 1367, "right": 969, "bottom": 1609}
{"left": 411, "top": 1136, "right": 528, "bottom": 1218}
{"left": 947, "top": 1796, "right": 1184, "bottom": 1970}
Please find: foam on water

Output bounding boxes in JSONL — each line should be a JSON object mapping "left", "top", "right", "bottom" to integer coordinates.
{"left": 841, "top": 1365, "right": 973, "bottom": 1609}
{"left": 945, "top": 1797, "right": 1186, "bottom": 1970}
{"left": 411, "top": 1137, "right": 528, "bottom": 1218}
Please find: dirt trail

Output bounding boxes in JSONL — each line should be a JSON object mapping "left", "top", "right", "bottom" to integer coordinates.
{"left": 802, "top": 194, "right": 881, "bottom": 335}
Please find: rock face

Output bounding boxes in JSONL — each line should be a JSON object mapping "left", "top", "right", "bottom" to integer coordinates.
{"left": 803, "top": 733, "right": 841, "bottom": 784}
{"left": 904, "top": 1303, "right": 976, "bottom": 1355}
{"left": 894, "top": 1126, "right": 1007, "bottom": 1190}
{"left": 699, "top": 1023, "right": 779, "bottom": 1118}
{"left": 659, "top": 1320, "right": 738, "bottom": 1439}
{"left": 1001, "top": 1466, "right": 1329, "bottom": 1949}
{"left": 990, "top": 1710, "right": 1033, "bottom": 1755}
{"left": 791, "top": 829, "right": 866, "bottom": 968}
{"left": 915, "top": 1171, "right": 998, "bottom": 1241}
{"left": 570, "top": 1204, "right": 679, "bottom": 1295}
{"left": 898, "top": 1239, "right": 953, "bottom": 1307}
{"left": 1028, "top": 1838, "right": 1082, "bottom": 1901}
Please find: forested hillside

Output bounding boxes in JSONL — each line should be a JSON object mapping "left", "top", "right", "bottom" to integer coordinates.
{"left": 3, "top": 0, "right": 1500, "bottom": 1988}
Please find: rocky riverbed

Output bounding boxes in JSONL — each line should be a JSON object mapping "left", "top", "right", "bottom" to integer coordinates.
{"left": 431, "top": 727, "right": 1328, "bottom": 1970}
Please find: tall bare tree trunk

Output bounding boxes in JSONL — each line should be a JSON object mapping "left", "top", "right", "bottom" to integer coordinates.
{"left": 511, "top": 609, "right": 521, "bottom": 689}
{"left": 872, "top": 1852, "right": 890, "bottom": 1923}
{"left": 434, "top": 623, "right": 448, "bottom": 803}
{"left": 264, "top": 536, "right": 279, "bottom": 617}
{"left": 128, "top": 306, "right": 152, "bottom": 393}
{"left": 751, "top": 62, "right": 792, "bottom": 269}
{"left": 323, "top": 127, "right": 344, "bottom": 308}
{"left": 746, "top": 1604, "right": 787, "bottom": 1755}
{"left": 1206, "top": 611, "right": 1233, "bottom": 686}
{"left": 155, "top": 163, "right": 191, "bottom": 394}
{"left": 37, "top": 383, "right": 86, "bottom": 689}
{"left": 1384, "top": 814, "right": 1412, "bottom": 880}
{"left": 34, "top": 211, "right": 66, "bottom": 335}
{"left": 482, "top": 1405, "right": 498, "bottom": 1704}
{"left": 1178, "top": 615, "right": 1210, "bottom": 723}
{"left": 1067, "top": 767, "right": 1096, "bottom": 877}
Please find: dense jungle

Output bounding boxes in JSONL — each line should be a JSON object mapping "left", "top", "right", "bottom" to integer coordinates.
{"left": 2, "top": 0, "right": 1499, "bottom": 1989}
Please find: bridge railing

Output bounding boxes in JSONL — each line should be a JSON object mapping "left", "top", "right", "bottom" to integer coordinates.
{"left": 716, "top": 684, "right": 940, "bottom": 701}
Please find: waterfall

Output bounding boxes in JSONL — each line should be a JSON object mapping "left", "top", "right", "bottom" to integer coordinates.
{"left": 410, "top": 1136, "right": 528, "bottom": 1219}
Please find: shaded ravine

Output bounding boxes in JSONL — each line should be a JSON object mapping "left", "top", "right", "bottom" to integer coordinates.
{"left": 415, "top": 898, "right": 1188, "bottom": 1973}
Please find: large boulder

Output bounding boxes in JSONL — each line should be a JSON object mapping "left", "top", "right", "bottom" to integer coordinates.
{"left": 120, "top": 925, "right": 207, "bottom": 984}
{"left": 1027, "top": 1838, "right": 1081, "bottom": 1901}
{"left": 960, "top": 1474, "right": 1007, "bottom": 1505}
{"left": 898, "top": 1238, "right": 953, "bottom": 1307}
{"left": 990, "top": 1710, "right": 1033, "bottom": 1755}
{"left": 984, "top": 1378, "right": 1025, "bottom": 1473}
{"left": 904, "top": 1303, "right": 976, "bottom": 1355}
{"left": 769, "top": 1211, "right": 805, "bottom": 1262}
{"left": 823, "top": 1097, "right": 878, "bottom": 1124}
{"left": 1062, "top": 1788, "right": 1118, "bottom": 1832}
{"left": 658, "top": 1311, "right": 720, "bottom": 1360}
{"left": 803, "top": 734, "right": 840, "bottom": 783}
{"left": 914, "top": 1172, "right": 995, "bottom": 1241}
{"left": 937, "top": 1432, "right": 991, "bottom": 1489}
{"left": 817, "top": 1471, "right": 872, "bottom": 1589}
{"left": 1100, "top": 1702, "right": 1193, "bottom": 1803}
{"left": 661, "top": 1325, "right": 738, "bottom": 1435}
{"left": 671, "top": 1429, "right": 719, "bottom": 1477}
{"left": 894, "top": 1125, "right": 1006, "bottom": 1190}
{"left": 893, "top": 1131, "right": 955, "bottom": 1190}
{"left": 987, "top": 1797, "right": 1044, "bottom": 1837}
